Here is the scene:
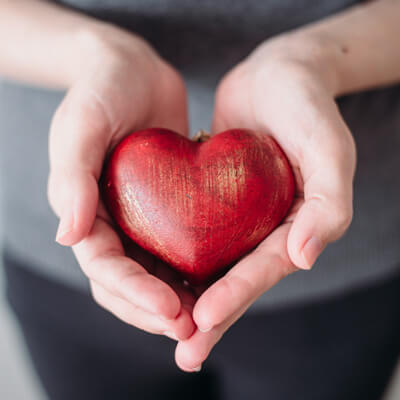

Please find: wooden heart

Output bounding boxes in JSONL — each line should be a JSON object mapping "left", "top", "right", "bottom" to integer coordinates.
{"left": 103, "top": 128, "right": 294, "bottom": 284}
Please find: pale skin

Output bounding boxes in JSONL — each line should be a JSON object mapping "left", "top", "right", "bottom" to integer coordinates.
{"left": 1, "top": 0, "right": 400, "bottom": 372}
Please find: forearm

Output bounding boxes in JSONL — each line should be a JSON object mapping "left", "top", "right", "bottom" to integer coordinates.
{"left": 266, "top": 0, "right": 400, "bottom": 96}
{"left": 0, "top": 0, "right": 124, "bottom": 88}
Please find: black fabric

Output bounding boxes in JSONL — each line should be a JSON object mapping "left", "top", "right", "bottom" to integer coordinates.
{"left": 4, "top": 253, "right": 400, "bottom": 400}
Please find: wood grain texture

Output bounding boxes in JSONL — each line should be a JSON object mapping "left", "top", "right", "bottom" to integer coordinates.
{"left": 103, "top": 128, "right": 295, "bottom": 285}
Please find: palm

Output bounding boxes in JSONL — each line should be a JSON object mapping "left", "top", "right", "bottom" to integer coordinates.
{"left": 79, "top": 58, "right": 188, "bottom": 152}
{"left": 82, "top": 59, "right": 196, "bottom": 319}
{"left": 174, "top": 60, "right": 334, "bottom": 371}
{"left": 122, "top": 235, "right": 198, "bottom": 309}
{"left": 50, "top": 50, "right": 197, "bottom": 337}
{"left": 211, "top": 61, "right": 306, "bottom": 275}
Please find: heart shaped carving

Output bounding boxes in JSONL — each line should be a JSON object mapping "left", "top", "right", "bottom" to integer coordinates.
{"left": 103, "top": 128, "right": 294, "bottom": 284}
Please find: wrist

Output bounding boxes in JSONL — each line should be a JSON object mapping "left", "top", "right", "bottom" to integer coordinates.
{"left": 255, "top": 32, "right": 346, "bottom": 97}
{"left": 69, "top": 22, "right": 157, "bottom": 86}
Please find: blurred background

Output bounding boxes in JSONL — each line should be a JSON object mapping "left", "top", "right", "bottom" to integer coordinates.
{"left": 0, "top": 201, "right": 46, "bottom": 399}
{"left": 0, "top": 264, "right": 47, "bottom": 399}
{"left": 0, "top": 214, "right": 399, "bottom": 399}
{"left": 1, "top": 252, "right": 400, "bottom": 399}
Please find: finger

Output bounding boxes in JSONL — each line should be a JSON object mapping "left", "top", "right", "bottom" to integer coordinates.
{"left": 91, "top": 281, "right": 169, "bottom": 334}
{"left": 153, "top": 259, "right": 198, "bottom": 309}
{"left": 48, "top": 87, "right": 111, "bottom": 246}
{"left": 49, "top": 169, "right": 99, "bottom": 246}
{"left": 287, "top": 113, "right": 356, "bottom": 270}
{"left": 193, "top": 223, "right": 294, "bottom": 333}
{"left": 91, "top": 282, "right": 194, "bottom": 340}
{"left": 152, "top": 259, "right": 198, "bottom": 340}
{"left": 175, "top": 302, "right": 248, "bottom": 372}
{"left": 74, "top": 215, "right": 181, "bottom": 320}
{"left": 175, "top": 330, "right": 222, "bottom": 372}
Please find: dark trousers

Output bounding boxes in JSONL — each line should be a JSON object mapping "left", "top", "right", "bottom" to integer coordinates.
{"left": 4, "top": 253, "right": 400, "bottom": 400}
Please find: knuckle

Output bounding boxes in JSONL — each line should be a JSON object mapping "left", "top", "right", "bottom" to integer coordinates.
{"left": 282, "top": 261, "right": 300, "bottom": 277}
{"left": 90, "top": 282, "right": 104, "bottom": 306}
{"left": 267, "top": 251, "right": 299, "bottom": 278}
{"left": 79, "top": 256, "right": 96, "bottom": 280}
{"left": 333, "top": 203, "right": 353, "bottom": 236}
{"left": 117, "top": 269, "right": 142, "bottom": 293}
{"left": 225, "top": 273, "right": 254, "bottom": 302}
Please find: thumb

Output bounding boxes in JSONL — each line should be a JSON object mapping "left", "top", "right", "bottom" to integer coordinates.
{"left": 287, "top": 127, "right": 356, "bottom": 270}
{"left": 48, "top": 89, "right": 111, "bottom": 246}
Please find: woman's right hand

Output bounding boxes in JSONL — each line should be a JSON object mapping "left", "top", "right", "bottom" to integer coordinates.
{"left": 48, "top": 24, "right": 196, "bottom": 342}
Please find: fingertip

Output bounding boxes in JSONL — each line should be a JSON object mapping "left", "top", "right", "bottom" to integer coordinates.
{"left": 163, "top": 331, "right": 179, "bottom": 341}
{"left": 287, "top": 201, "right": 330, "bottom": 270}
{"left": 287, "top": 237, "right": 310, "bottom": 271}
{"left": 104, "top": 259, "right": 181, "bottom": 320}
{"left": 287, "top": 205, "right": 314, "bottom": 270}
{"left": 174, "top": 334, "right": 205, "bottom": 372}
{"left": 166, "top": 307, "right": 196, "bottom": 341}
{"left": 193, "top": 280, "right": 235, "bottom": 332}
{"left": 198, "top": 326, "right": 212, "bottom": 333}
{"left": 174, "top": 326, "right": 221, "bottom": 372}
{"left": 152, "top": 281, "right": 182, "bottom": 321}
{"left": 176, "top": 312, "right": 197, "bottom": 341}
{"left": 55, "top": 217, "right": 94, "bottom": 246}
{"left": 55, "top": 232, "right": 78, "bottom": 247}
{"left": 178, "top": 365, "right": 202, "bottom": 374}
{"left": 55, "top": 216, "right": 74, "bottom": 246}
{"left": 301, "top": 236, "right": 324, "bottom": 269}
{"left": 52, "top": 172, "right": 99, "bottom": 246}
{"left": 55, "top": 214, "right": 88, "bottom": 247}
{"left": 193, "top": 302, "right": 214, "bottom": 333}
{"left": 73, "top": 174, "right": 99, "bottom": 238}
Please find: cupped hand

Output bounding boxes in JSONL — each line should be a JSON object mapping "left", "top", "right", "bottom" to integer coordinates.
{"left": 48, "top": 25, "right": 195, "bottom": 341}
{"left": 175, "top": 37, "right": 356, "bottom": 371}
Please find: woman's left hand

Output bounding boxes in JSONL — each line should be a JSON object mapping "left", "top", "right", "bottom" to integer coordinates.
{"left": 175, "top": 35, "right": 356, "bottom": 372}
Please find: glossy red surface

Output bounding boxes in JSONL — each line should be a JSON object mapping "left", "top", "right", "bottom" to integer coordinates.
{"left": 103, "top": 128, "right": 295, "bottom": 285}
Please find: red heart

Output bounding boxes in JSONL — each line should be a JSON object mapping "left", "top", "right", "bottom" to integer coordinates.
{"left": 102, "top": 128, "right": 294, "bottom": 285}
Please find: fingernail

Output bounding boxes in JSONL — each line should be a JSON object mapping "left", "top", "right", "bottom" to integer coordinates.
{"left": 191, "top": 365, "right": 202, "bottom": 372}
{"left": 198, "top": 326, "right": 212, "bottom": 333}
{"left": 160, "top": 314, "right": 176, "bottom": 322}
{"left": 55, "top": 217, "right": 74, "bottom": 244}
{"left": 163, "top": 331, "right": 178, "bottom": 341}
{"left": 301, "top": 236, "right": 324, "bottom": 269}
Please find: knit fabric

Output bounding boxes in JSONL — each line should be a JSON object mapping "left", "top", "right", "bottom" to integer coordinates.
{"left": 1, "top": 0, "right": 399, "bottom": 310}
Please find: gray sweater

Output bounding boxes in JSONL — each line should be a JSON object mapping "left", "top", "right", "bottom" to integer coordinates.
{"left": 1, "top": 0, "right": 399, "bottom": 311}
